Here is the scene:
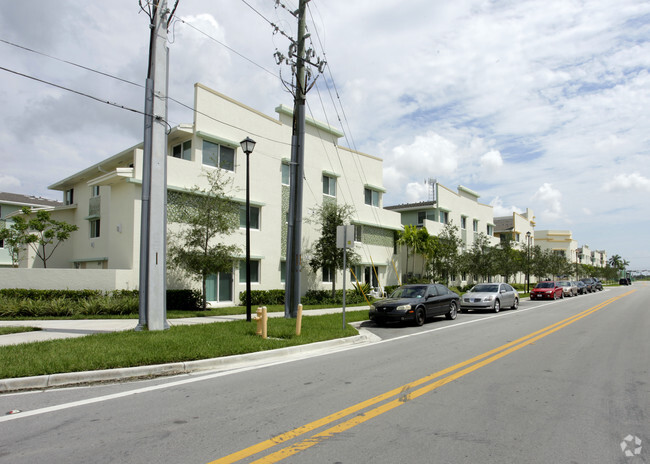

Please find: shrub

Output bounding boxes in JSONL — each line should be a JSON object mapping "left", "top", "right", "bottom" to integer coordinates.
{"left": 238, "top": 289, "right": 285, "bottom": 306}
{"left": 166, "top": 289, "right": 202, "bottom": 311}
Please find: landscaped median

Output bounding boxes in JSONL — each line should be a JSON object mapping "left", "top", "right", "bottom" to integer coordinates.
{"left": 0, "top": 310, "right": 370, "bottom": 391}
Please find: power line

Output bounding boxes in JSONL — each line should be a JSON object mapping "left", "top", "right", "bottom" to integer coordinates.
{"left": 0, "top": 65, "right": 149, "bottom": 119}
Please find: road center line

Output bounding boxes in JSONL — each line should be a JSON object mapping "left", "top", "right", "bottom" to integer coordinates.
{"left": 210, "top": 290, "right": 636, "bottom": 464}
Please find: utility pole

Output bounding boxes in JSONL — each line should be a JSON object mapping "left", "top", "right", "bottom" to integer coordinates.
{"left": 137, "top": 0, "right": 170, "bottom": 331}
{"left": 279, "top": 0, "right": 326, "bottom": 318}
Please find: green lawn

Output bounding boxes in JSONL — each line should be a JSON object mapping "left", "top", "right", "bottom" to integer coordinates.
{"left": 0, "top": 310, "right": 370, "bottom": 379}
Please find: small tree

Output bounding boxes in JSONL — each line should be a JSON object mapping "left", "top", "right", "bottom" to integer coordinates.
{"left": 6, "top": 207, "right": 78, "bottom": 268}
{"left": 307, "top": 202, "right": 360, "bottom": 300}
{"left": 0, "top": 221, "right": 23, "bottom": 266}
{"left": 167, "top": 169, "right": 241, "bottom": 310}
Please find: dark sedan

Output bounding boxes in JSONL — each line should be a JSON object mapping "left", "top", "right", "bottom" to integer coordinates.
{"left": 369, "top": 284, "right": 460, "bottom": 326}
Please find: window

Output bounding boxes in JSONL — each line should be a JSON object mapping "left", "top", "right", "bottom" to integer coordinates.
{"left": 172, "top": 140, "right": 192, "bottom": 160}
{"left": 364, "top": 188, "right": 380, "bottom": 207}
{"left": 473, "top": 219, "right": 478, "bottom": 232}
{"left": 65, "top": 189, "right": 74, "bottom": 205}
{"left": 323, "top": 175, "right": 336, "bottom": 196}
{"left": 354, "top": 225, "right": 362, "bottom": 242}
{"left": 239, "top": 205, "right": 260, "bottom": 230}
{"left": 0, "top": 239, "right": 4, "bottom": 248}
{"left": 91, "top": 185, "right": 100, "bottom": 197}
{"left": 281, "top": 163, "right": 290, "bottom": 185}
{"left": 417, "top": 211, "right": 426, "bottom": 225}
{"left": 90, "top": 219, "right": 100, "bottom": 238}
{"left": 202, "top": 140, "right": 235, "bottom": 171}
{"left": 461, "top": 217, "right": 467, "bottom": 229}
{"left": 515, "top": 233, "right": 520, "bottom": 242}
{"left": 280, "top": 261, "right": 286, "bottom": 283}
{"left": 239, "top": 260, "right": 260, "bottom": 284}
{"left": 440, "top": 211, "right": 448, "bottom": 224}
{"left": 322, "top": 266, "right": 334, "bottom": 283}
{"left": 487, "top": 224, "right": 494, "bottom": 235}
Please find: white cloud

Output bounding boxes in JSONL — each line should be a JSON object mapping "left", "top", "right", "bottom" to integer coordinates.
{"left": 0, "top": 175, "right": 21, "bottom": 191}
{"left": 480, "top": 150, "right": 504, "bottom": 173}
{"left": 603, "top": 172, "right": 650, "bottom": 193}
{"left": 490, "top": 196, "right": 523, "bottom": 217}
{"left": 532, "top": 183, "right": 564, "bottom": 221}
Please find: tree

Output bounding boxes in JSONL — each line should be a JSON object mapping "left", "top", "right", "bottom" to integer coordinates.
{"left": 430, "top": 222, "right": 462, "bottom": 285}
{"left": 495, "top": 233, "right": 522, "bottom": 283}
{"left": 167, "top": 169, "right": 241, "bottom": 310}
{"left": 0, "top": 221, "right": 23, "bottom": 266}
{"left": 397, "top": 224, "right": 418, "bottom": 280}
{"left": 307, "top": 202, "right": 360, "bottom": 299}
{"left": 461, "top": 233, "right": 494, "bottom": 282}
{"left": 4, "top": 207, "right": 78, "bottom": 268}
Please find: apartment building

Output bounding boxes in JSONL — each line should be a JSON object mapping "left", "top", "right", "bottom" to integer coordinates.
{"left": 385, "top": 182, "right": 499, "bottom": 283}
{"left": 0, "top": 84, "right": 403, "bottom": 303}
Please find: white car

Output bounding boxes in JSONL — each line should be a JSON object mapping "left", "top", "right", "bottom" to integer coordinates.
{"left": 461, "top": 283, "right": 519, "bottom": 313}
{"left": 558, "top": 280, "right": 578, "bottom": 297}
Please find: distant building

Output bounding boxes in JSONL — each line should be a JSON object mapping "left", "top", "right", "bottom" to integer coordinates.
{"left": 0, "top": 192, "right": 61, "bottom": 268}
{"left": 386, "top": 182, "right": 499, "bottom": 284}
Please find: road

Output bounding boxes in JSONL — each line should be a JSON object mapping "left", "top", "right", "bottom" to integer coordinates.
{"left": 0, "top": 284, "right": 648, "bottom": 463}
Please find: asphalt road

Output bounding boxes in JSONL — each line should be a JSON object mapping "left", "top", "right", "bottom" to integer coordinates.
{"left": 1, "top": 284, "right": 648, "bottom": 464}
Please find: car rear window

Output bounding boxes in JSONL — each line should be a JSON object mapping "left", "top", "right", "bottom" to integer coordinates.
{"left": 536, "top": 282, "right": 554, "bottom": 288}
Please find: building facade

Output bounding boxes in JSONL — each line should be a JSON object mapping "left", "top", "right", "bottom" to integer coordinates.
{"left": 1, "top": 84, "right": 403, "bottom": 304}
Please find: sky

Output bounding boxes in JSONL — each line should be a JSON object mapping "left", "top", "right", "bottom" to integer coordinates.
{"left": 1, "top": 0, "right": 649, "bottom": 271}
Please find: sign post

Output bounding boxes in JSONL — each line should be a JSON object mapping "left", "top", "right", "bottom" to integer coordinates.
{"left": 337, "top": 225, "right": 355, "bottom": 329}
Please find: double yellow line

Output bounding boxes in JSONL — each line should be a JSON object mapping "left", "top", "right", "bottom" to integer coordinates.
{"left": 209, "top": 289, "right": 636, "bottom": 464}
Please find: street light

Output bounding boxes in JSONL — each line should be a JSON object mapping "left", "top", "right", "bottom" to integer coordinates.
{"left": 240, "top": 137, "right": 256, "bottom": 322}
{"left": 526, "top": 231, "right": 532, "bottom": 294}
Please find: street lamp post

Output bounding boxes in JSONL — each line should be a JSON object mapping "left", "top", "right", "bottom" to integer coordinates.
{"left": 240, "top": 137, "right": 256, "bottom": 322}
{"left": 526, "top": 231, "right": 531, "bottom": 294}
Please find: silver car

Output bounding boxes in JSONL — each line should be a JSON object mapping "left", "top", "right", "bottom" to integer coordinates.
{"left": 461, "top": 283, "right": 519, "bottom": 313}
{"left": 558, "top": 280, "right": 578, "bottom": 297}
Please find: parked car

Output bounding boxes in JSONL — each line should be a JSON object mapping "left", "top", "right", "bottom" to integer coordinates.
{"left": 558, "top": 280, "right": 578, "bottom": 297}
{"left": 575, "top": 281, "right": 588, "bottom": 294}
{"left": 619, "top": 278, "right": 632, "bottom": 285}
{"left": 530, "top": 281, "right": 564, "bottom": 300}
{"left": 369, "top": 283, "right": 460, "bottom": 326}
{"left": 461, "top": 283, "right": 519, "bottom": 313}
{"left": 592, "top": 278, "right": 603, "bottom": 291}
{"left": 580, "top": 278, "right": 596, "bottom": 293}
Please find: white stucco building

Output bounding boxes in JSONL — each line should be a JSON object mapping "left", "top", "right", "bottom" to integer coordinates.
{"left": 0, "top": 84, "right": 403, "bottom": 304}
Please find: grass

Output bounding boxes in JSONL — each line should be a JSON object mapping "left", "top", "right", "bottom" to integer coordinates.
{"left": 0, "top": 302, "right": 370, "bottom": 320}
{"left": 0, "top": 310, "right": 370, "bottom": 379}
{"left": 0, "top": 326, "right": 41, "bottom": 336}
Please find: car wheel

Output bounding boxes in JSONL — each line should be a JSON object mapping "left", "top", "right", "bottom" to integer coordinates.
{"left": 414, "top": 307, "right": 426, "bottom": 326}
{"left": 512, "top": 298, "right": 519, "bottom": 310}
{"left": 445, "top": 301, "right": 458, "bottom": 320}
{"left": 560, "top": 292, "right": 564, "bottom": 299}
{"left": 493, "top": 299, "right": 500, "bottom": 313}
{"left": 553, "top": 292, "right": 557, "bottom": 300}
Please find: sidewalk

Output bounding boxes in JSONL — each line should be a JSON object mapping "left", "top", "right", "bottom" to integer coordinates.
{"left": 0, "top": 307, "right": 377, "bottom": 393}
{"left": 0, "top": 307, "right": 366, "bottom": 347}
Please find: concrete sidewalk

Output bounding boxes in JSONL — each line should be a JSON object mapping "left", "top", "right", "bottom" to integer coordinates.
{"left": 0, "top": 307, "right": 367, "bottom": 347}
{"left": 0, "top": 307, "right": 376, "bottom": 393}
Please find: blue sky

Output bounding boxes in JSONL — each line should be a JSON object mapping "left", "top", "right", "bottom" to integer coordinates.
{"left": 1, "top": 0, "right": 649, "bottom": 270}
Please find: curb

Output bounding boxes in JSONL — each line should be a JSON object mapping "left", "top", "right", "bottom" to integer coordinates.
{"left": 0, "top": 330, "right": 376, "bottom": 393}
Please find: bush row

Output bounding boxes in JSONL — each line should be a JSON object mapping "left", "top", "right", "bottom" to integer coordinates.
{"left": 239, "top": 288, "right": 370, "bottom": 306}
{"left": 0, "top": 288, "right": 203, "bottom": 318}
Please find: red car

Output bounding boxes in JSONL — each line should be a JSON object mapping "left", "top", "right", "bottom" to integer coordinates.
{"left": 530, "top": 281, "right": 564, "bottom": 300}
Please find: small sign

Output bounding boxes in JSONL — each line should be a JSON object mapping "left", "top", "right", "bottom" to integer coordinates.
{"left": 336, "top": 225, "right": 355, "bottom": 249}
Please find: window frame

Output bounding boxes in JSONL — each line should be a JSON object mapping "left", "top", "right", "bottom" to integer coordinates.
{"left": 239, "top": 204, "right": 260, "bottom": 230}
{"left": 322, "top": 174, "right": 336, "bottom": 197}
{"left": 239, "top": 260, "right": 260, "bottom": 284}
{"left": 202, "top": 140, "right": 235, "bottom": 171}
{"left": 172, "top": 140, "right": 192, "bottom": 160}
{"left": 364, "top": 188, "right": 380, "bottom": 207}
{"left": 90, "top": 218, "right": 100, "bottom": 238}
